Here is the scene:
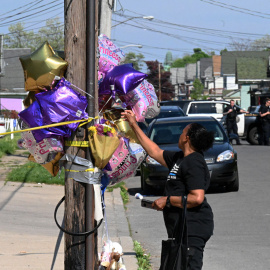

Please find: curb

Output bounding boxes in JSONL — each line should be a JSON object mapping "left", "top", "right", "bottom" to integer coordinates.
{"left": 112, "top": 189, "right": 138, "bottom": 270}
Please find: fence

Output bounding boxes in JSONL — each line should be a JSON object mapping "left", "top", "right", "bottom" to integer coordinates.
{"left": 4, "top": 118, "right": 20, "bottom": 139}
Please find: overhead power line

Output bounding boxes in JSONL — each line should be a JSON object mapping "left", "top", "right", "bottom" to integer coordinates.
{"left": 0, "top": 0, "right": 43, "bottom": 17}
{"left": 0, "top": 2, "right": 63, "bottom": 27}
{"left": 0, "top": 0, "right": 61, "bottom": 22}
{"left": 198, "top": 0, "right": 270, "bottom": 19}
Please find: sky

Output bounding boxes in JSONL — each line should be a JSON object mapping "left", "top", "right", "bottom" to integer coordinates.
{"left": 1, "top": 0, "right": 270, "bottom": 66}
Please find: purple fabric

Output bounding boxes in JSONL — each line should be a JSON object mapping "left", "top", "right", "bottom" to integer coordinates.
{"left": 19, "top": 101, "right": 71, "bottom": 142}
{"left": 35, "top": 78, "right": 88, "bottom": 131}
{"left": 98, "top": 64, "right": 147, "bottom": 98}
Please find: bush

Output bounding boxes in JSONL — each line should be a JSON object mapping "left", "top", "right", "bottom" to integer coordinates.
{"left": 0, "top": 134, "right": 21, "bottom": 158}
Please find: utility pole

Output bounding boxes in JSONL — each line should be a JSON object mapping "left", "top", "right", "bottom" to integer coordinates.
{"left": 64, "top": 0, "right": 98, "bottom": 269}
{"left": 158, "top": 62, "right": 162, "bottom": 101}
{"left": 99, "top": 0, "right": 114, "bottom": 38}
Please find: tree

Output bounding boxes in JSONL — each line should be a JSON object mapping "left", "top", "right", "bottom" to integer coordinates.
{"left": 4, "top": 23, "right": 36, "bottom": 50}
{"left": 171, "top": 48, "right": 210, "bottom": 68}
{"left": 145, "top": 60, "right": 175, "bottom": 100}
{"left": 122, "top": 52, "right": 144, "bottom": 71}
{"left": 229, "top": 35, "right": 270, "bottom": 51}
{"left": 36, "top": 18, "right": 64, "bottom": 51}
{"left": 190, "top": 78, "right": 204, "bottom": 100}
{"left": 4, "top": 18, "right": 64, "bottom": 51}
{"left": 250, "top": 34, "right": 270, "bottom": 51}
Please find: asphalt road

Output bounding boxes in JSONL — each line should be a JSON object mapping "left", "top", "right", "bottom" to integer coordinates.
{"left": 124, "top": 141, "right": 270, "bottom": 270}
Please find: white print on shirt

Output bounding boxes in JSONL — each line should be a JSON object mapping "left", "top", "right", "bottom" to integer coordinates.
{"left": 167, "top": 163, "right": 180, "bottom": 181}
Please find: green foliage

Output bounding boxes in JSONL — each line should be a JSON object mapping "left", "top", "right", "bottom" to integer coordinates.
{"left": 122, "top": 52, "right": 145, "bottom": 71}
{"left": 107, "top": 181, "right": 129, "bottom": 205}
{"left": 4, "top": 18, "right": 64, "bottom": 51}
{"left": 171, "top": 48, "right": 210, "bottom": 68}
{"left": 190, "top": 78, "right": 204, "bottom": 99}
{"left": 4, "top": 22, "right": 36, "bottom": 50}
{"left": 220, "top": 48, "right": 228, "bottom": 55}
{"left": 6, "top": 161, "right": 65, "bottom": 185}
{"left": 0, "top": 134, "right": 20, "bottom": 158}
{"left": 134, "top": 241, "right": 151, "bottom": 270}
{"left": 35, "top": 18, "right": 64, "bottom": 50}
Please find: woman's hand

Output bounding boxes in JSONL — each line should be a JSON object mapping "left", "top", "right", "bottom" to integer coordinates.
{"left": 121, "top": 110, "right": 137, "bottom": 127}
{"left": 152, "top": 197, "right": 167, "bottom": 211}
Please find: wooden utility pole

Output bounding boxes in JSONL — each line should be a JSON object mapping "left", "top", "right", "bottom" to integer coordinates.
{"left": 158, "top": 62, "right": 162, "bottom": 101}
{"left": 64, "top": 0, "right": 98, "bottom": 269}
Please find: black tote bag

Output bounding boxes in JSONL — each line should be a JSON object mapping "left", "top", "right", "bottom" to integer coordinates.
{"left": 160, "top": 195, "right": 188, "bottom": 270}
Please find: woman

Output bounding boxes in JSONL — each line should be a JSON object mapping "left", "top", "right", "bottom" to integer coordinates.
{"left": 122, "top": 110, "right": 214, "bottom": 270}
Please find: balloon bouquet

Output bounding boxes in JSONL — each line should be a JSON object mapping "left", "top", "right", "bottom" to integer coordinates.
{"left": 17, "top": 36, "right": 160, "bottom": 269}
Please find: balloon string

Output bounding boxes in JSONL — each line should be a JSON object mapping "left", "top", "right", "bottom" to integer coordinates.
{"left": 98, "top": 95, "right": 112, "bottom": 116}
{"left": 69, "top": 82, "right": 95, "bottom": 99}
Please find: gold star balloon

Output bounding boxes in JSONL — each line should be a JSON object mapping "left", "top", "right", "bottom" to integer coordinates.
{"left": 19, "top": 41, "right": 68, "bottom": 91}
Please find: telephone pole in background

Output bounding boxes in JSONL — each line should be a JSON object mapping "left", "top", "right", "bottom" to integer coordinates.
{"left": 99, "top": 0, "right": 114, "bottom": 38}
{"left": 64, "top": 0, "right": 99, "bottom": 269}
{"left": 158, "top": 62, "right": 162, "bottom": 101}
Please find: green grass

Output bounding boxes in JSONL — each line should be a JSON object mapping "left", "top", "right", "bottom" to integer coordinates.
{"left": 0, "top": 133, "right": 21, "bottom": 158}
{"left": 134, "top": 240, "right": 152, "bottom": 270}
{"left": 107, "top": 181, "right": 129, "bottom": 205}
{"left": 6, "top": 161, "right": 65, "bottom": 185}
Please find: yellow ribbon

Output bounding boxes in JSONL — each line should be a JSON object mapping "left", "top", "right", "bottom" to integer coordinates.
{"left": 0, "top": 117, "right": 98, "bottom": 136}
{"left": 65, "top": 168, "right": 95, "bottom": 173}
{"left": 65, "top": 141, "right": 90, "bottom": 147}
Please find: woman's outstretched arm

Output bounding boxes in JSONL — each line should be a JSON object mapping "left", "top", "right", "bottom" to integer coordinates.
{"left": 121, "top": 110, "right": 167, "bottom": 167}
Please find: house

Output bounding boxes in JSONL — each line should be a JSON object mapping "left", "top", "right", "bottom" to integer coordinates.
{"left": 212, "top": 55, "right": 223, "bottom": 96}
{"left": 170, "top": 67, "right": 186, "bottom": 98}
{"left": 236, "top": 56, "right": 270, "bottom": 108}
{"left": 0, "top": 48, "right": 30, "bottom": 113}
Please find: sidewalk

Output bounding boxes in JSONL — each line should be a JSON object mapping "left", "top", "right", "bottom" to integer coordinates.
{"left": 0, "top": 152, "right": 137, "bottom": 269}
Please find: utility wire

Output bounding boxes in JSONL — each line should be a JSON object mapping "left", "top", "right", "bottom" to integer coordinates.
{"left": 0, "top": 2, "right": 63, "bottom": 27}
{"left": 114, "top": 12, "right": 267, "bottom": 38}
{"left": 198, "top": 0, "right": 270, "bottom": 19}
{"left": 0, "top": 0, "right": 61, "bottom": 22}
{"left": 0, "top": 0, "right": 43, "bottom": 17}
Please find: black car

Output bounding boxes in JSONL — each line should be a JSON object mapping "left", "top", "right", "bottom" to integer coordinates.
{"left": 138, "top": 105, "right": 185, "bottom": 133}
{"left": 140, "top": 116, "right": 239, "bottom": 192}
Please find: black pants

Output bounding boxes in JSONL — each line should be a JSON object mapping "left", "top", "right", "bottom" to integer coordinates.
{"left": 260, "top": 121, "right": 270, "bottom": 145}
{"left": 226, "top": 120, "right": 240, "bottom": 144}
{"left": 187, "top": 237, "right": 207, "bottom": 270}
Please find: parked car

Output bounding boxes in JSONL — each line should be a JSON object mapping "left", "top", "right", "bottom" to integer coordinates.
{"left": 140, "top": 116, "right": 239, "bottom": 192}
{"left": 163, "top": 99, "right": 263, "bottom": 145}
{"left": 0, "top": 116, "right": 6, "bottom": 137}
{"left": 138, "top": 105, "right": 185, "bottom": 134}
{"left": 160, "top": 100, "right": 192, "bottom": 110}
{"left": 145, "top": 105, "right": 185, "bottom": 124}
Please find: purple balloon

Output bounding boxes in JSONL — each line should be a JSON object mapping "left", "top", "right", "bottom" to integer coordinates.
{"left": 99, "top": 64, "right": 147, "bottom": 98}
{"left": 19, "top": 101, "right": 71, "bottom": 142}
{"left": 35, "top": 78, "right": 88, "bottom": 131}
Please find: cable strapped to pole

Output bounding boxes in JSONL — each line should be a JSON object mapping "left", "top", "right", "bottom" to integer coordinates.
{"left": 54, "top": 196, "right": 102, "bottom": 236}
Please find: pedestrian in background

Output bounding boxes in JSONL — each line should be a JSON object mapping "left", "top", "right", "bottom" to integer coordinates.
{"left": 122, "top": 110, "right": 215, "bottom": 270}
{"left": 259, "top": 98, "right": 270, "bottom": 146}
{"left": 223, "top": 99, "right": 248, "bottom": 145}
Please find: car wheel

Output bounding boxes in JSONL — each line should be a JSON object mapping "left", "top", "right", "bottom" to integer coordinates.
{"left": 248, "top": 126, "right": 259, "bottom": 145}
{"left": 140, "top": 172, "right": 151, "bottom": 192}
{"left": 226, "top": 172, "right": 239, "bottom": 192}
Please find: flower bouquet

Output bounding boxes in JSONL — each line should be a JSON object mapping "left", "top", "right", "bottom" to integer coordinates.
{"left": 88, "top": 124, "right": 120, "bottom": 169}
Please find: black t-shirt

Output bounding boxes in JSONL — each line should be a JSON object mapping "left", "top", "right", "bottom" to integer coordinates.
{"left": 224, "top": 105, "right": 240, "bottom": 121}
{"left": 259, "top": 105, "right": 270, "bottom": 121}
{"left": 162, "top": 150, "right": 214, "bottom": 241}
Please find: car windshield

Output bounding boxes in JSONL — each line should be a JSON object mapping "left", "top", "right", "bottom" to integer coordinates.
{"left": 145, "top": 108, "right": 185, "bottom": 124}
{"left": 149, "top": 121, "right": 226, "bottom": 145}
